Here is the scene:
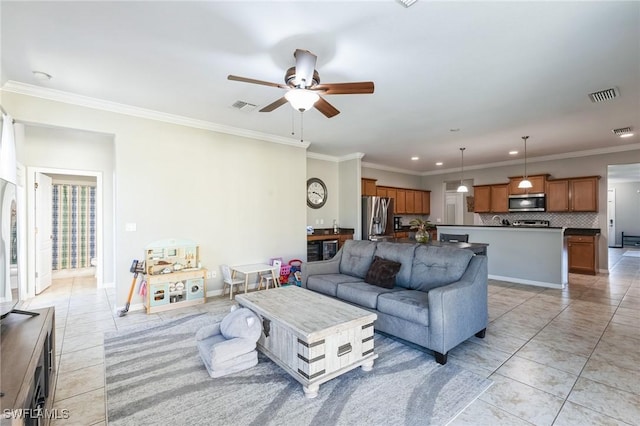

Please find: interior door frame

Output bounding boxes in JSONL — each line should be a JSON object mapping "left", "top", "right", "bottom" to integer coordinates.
{"left": 607, "top": 188, "right": 617, "bottom": 248}
{"left": 26, "top": 166, "right": 104, "bottom": 297}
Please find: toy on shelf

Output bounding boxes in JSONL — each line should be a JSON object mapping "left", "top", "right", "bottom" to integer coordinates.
{"left": 143, "top": 238, "right": 207, "bottom": 314}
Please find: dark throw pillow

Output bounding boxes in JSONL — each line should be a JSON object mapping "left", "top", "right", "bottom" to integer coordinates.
{"left": 365, "top": 256, "right": 402, "bottom": 289}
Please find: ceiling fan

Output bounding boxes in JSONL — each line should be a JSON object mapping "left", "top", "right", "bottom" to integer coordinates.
{"left": 228, "top": 49, "right": 374, "bottom": 118}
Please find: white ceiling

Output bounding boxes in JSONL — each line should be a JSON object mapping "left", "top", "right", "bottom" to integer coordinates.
{"left": 1, "top": 1, "right": 639, "bottom": 175}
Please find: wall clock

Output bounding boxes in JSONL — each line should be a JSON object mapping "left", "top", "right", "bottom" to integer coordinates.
{"left": 307, "top": 178, "right": 327, "bottom": 209}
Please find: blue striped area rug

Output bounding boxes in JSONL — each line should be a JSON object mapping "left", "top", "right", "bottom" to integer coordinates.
{"left": 104, "top": 312, "right": 491, "bottom": 426}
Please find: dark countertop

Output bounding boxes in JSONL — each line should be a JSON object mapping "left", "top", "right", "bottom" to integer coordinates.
{"left": 395, "top": 239, "right": 488, "bottom": 255}
{"left": 564, "top": 228, "right": 601, "bottom": 236}
{"left": 307, "top": 228, "right": 354, "bottom": 241}
{"left": 436, "top": 224, "right": 564, "bottom": 229}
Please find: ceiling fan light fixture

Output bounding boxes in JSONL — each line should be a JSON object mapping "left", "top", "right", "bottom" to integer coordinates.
{"left": 285, "top": 89, "right": 319, "bottom": 111}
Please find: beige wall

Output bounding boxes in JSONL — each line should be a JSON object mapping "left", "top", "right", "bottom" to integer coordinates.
{"left": 306, "top": 157, "right": 339, "bottom": 229}
{"left": 4, "top": 92, "right": 308, "bottom": 308}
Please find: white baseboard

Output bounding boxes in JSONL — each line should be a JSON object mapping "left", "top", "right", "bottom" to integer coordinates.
{"left": 489, "top": 274, "right": 565, "bottom": 289}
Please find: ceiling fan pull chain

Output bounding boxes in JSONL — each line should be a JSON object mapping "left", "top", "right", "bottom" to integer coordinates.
{"left": 300, "top": 110, "right": 304, "bottom": 142}
{"left": 291, "top": 109, "right": 295, "bottom": 136}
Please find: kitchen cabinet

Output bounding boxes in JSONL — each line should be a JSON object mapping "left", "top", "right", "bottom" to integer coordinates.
{"left": 361, "top": 181, "right": 430, "bottom": 214}
{"left": 473, "top": 184, "right": 508, "bottom": 213}
{"left": 386, "top": 188, "right": 397, "bottom": 202}
{"left": 338, "top": 233, "right": 353, "bottom": 249}
{"left": 567, "top": 235, "right": 599, "bottom": 275}
{"left": 546, "top": 176, "right": 599, "bottom": 212}
{"left": 546, "top": 180, "right": 569, "bottom": 212}
{"left": 508, "top": 174, "right": 548, "bottom": 195}
{"left": 396, "top": 189, "right": 406, "bottom": 213}
{"left": 571, "top": 177, "right": 599, "bottom": 212}
{"left": 421, "top": 191, "right": 431, "bottom": 214}
{"left": 362, "top": 178, "right": 377, "bottom": 196}
{"left": 406, "top": 189, "right": 422, "bottom": 214}
{"left": 473, "top": 186, "right": 492, "bottom": 212}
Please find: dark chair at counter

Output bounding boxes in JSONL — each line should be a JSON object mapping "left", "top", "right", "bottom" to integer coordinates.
{"left": 440, "top": 233, "right": 469, "bottom": 243}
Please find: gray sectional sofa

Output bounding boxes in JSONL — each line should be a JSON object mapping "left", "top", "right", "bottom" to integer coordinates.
{"left": 301, "top": 240, "right": 488, "bottom": 364}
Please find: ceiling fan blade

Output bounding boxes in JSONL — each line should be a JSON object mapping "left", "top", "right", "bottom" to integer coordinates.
{"left": 314, "top": 96, "right": 340, "bottom": 118}
{"left": 259, "top": 97, "right": 288, "bottom": 112}
{"left": 313, "top": 82, "right": 375, "bottom": 95}
{"left": 228, "top": 75, "right": 288, "bottom": 89}
{"left": 294, "top": 49, "right": 317, "bottom": 88}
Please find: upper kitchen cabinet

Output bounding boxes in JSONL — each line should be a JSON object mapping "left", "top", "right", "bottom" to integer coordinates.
{"left": 362, "top": 178, "right": 377, "bottom": 196}
{"left": 508, "top": 174, "right": 548, "bottom": 195}
{"left": 396, "top": 189, "right": 406, "bottom": 213}
{"left": 473, "top": 184, "right": 508, "bottom": 213}
{"left": 421, "top": 191, "right": 431, "bottom": 215}
{"left": 362, "top": 180, "right": 430, "bottom": 214}
{"left": 547, "top": 176, "right": 599, "bottom": 212}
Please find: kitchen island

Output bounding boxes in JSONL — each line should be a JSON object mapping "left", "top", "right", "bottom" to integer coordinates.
{"left": 437, "top": 225, "right": 567, "bottom": 288}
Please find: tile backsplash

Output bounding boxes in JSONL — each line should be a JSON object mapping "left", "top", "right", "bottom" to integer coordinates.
{"left": 478, "top": 212, "right": 600, "bottom": 228}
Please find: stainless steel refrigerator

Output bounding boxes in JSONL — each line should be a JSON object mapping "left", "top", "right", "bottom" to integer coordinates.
{"left": 362, "top": 196, "right": 394, "bottom": 241}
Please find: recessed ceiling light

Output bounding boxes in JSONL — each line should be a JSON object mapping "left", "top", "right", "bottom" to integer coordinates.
{"left": 449, "top": 128, "right": 460, "bottom": 132}
{"left": 509, "top": 150, "right": 519, "bottom": 155}
{"left": 411, "top": 156, "right": 419, "bottom": 161}
{"left": 435, "top": 162, "right": 443, "bottom": 166}
{"left": 32, "top": 70, "right": 52, "bottom": 81}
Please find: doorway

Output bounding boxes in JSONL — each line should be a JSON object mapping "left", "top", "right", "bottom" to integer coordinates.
{"left": 27, "top": 167, "right": 104, "bottom": 298}
{"left": 607, "top": 163, "right": 640, "bottom": 250}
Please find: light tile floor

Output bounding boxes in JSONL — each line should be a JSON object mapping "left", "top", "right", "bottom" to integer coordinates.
{"left": 20, "top": 248, "right": 639, "bottom": 425}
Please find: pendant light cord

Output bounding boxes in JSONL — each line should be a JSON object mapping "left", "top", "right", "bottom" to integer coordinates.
{"left": 460, "top": 147, "right": 465, "bottom": 183}
{"left": 522, "top": 136, "right": 529, "bottom": 179}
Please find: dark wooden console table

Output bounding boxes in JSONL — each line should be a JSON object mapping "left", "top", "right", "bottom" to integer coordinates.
{"left": 0, "top": 307, "right": 56, "bottom": 425}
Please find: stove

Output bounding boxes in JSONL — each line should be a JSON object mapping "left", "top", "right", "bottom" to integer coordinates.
{"left": 511, "top": 219, "right": 550, "bottom": 227}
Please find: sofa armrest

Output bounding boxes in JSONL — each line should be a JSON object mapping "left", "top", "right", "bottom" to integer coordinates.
{"left": 427, "top": 255, "right": 488, "bottom": 354}
{"left": 301, "top": 249, "right": 343, "bottom": 288}
{"left": 195, "top": 322, "right": 222, "bottom": 341}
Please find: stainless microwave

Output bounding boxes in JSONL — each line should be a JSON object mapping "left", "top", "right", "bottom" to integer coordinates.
{"left": 508, "top": 193, "right": 546, "bottom": 212}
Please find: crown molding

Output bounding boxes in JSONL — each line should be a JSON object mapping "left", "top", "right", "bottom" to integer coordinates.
{"left": 365, "top": 143, "right": 640, "bottom": 177}
{"left": 361, "top": 161, "right": 423, "bottom": 176}
{"left": 307, "top": 151, "right": 365, "bottom": 162}
{"left": 1, "top": 81, "right": 310, "bottom": 149}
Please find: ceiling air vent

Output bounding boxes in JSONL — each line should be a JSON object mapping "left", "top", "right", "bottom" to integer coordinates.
{"left": 612, "top": 127, "right": 633, "bottom": 137}
{"left": 231, "top": 100, "right": 257, "bottom": 111}
{"left": 588, "top": 87, "right": 618, "bottom": 103}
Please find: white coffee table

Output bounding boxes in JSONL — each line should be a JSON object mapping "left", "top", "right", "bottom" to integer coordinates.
{"left": 235, "top": 286, "right": 377, "bottom": 398}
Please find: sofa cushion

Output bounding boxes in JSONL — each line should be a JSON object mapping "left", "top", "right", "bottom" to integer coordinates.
{"left": 336, "top": 282, "right": 398, "bottom": 309}
{"left": 306, "top": 274, "right": 365, "bottom": 297}
{"left": 339, "top": 240, "right": 377, "bottom": 278}
{"left": 365, "top": 256, "right": 402, "bottom": 289}
{"left": 377, "top": 290, "right": 430, "bottom": 326}
{"left": 409, "top": 245, "right": 474, "bottom": 291}
{"left": 374, "top": 242, "right": 417, "bottom": 288}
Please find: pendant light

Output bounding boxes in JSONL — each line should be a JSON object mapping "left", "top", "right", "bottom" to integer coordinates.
{"left": 518, "top": 136, "right": 533, "bottom": 189}
{"left": 457, "top": 147, "right": 468, "bottom": 193}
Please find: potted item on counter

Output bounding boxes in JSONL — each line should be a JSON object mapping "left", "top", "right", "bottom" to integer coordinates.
{"left": 409, "top": 218, "right": 435, "bottom": 243}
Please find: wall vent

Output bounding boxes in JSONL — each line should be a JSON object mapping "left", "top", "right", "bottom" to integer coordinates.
{"left": 231, "top": 100, "right": 257, "bottom": 111}
{"left": 588, "top": 87, "right": 618, "bottom": 103}
{"left": 612, "top": 127, "right": 633, "bottom": 136}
